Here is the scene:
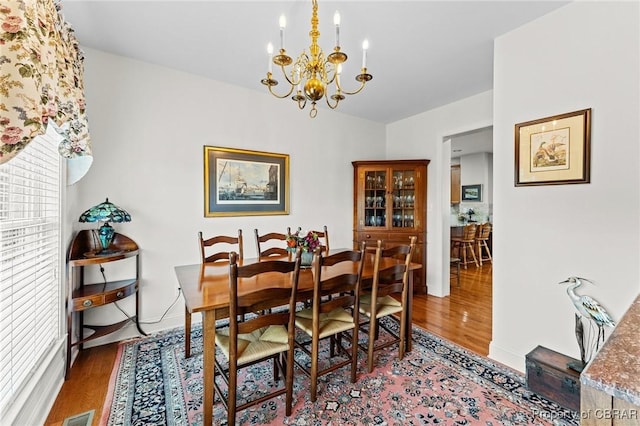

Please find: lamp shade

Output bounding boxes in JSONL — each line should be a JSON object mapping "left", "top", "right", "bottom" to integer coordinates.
{"left": 79, "top": 198, "right": 131, "bottom": 224}
{"left": 79, "top": 198, "right": 131, "bottom": 254}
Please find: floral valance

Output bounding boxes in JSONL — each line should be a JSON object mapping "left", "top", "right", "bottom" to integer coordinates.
{"left": 0, "top": 0, "right": 92, "bottom": 184}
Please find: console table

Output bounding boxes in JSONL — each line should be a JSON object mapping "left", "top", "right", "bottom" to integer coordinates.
{"left": 66, "top": 230, "right": 144, "bottom": 379}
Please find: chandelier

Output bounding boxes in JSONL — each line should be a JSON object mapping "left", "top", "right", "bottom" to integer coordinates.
{"left": 260, "top": 0, "right": 372, "bottom": 118}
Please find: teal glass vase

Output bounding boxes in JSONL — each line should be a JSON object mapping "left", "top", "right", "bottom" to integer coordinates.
{"left": 301, "top": 250, "right": 313, "bottom": 267}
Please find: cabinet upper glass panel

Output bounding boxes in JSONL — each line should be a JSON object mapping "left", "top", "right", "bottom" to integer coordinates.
{"left": 362, "top": 168, "right": 417, "bottom": 229}
{"left": 391, "top": 170, "right": 416, "bottom": 229}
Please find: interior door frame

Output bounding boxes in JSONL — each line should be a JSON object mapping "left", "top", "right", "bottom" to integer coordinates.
{"left": 441, "top": 125, "right": 493, "bottom": 295}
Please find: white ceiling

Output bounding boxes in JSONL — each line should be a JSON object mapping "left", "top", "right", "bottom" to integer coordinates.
{"left": 450, "top": 126, "right": 493, "bottom": 158}
{"left": 60, "top": 0, "right": 569, "bottom": 124}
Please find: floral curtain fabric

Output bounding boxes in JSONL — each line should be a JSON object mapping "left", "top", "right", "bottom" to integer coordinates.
{"left": 0, "top": 0, "right": 92, "bottom": 182}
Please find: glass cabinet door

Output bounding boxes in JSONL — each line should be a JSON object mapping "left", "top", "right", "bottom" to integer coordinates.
{"left": 391, "top": 169, "right": 416, "bottom": 229}
{"left": 364, "top": 169, "right": 387, "bottom": 227}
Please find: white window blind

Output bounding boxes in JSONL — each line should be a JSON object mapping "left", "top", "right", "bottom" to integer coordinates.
{"left": 0, "top": 134, "right": 61, "bottom": 414}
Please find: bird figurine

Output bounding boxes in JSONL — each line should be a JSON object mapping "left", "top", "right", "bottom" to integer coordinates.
{"left": 559, "top": 276, "right": 616, "bottom": 371}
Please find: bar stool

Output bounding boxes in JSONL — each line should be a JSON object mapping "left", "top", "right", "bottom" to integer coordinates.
{"left": 476, "top": 222, "right": 492, "bottom": 266}
{"left": 451, "top": 223, "right": 478, "bottom": 269}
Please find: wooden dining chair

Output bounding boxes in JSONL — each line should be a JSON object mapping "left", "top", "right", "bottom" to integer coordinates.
{"left": 199, "top": 229, "right": 243, "bottom": 263}
{"left": 293, "top": 242, "right": 366, "bottom": 402}
{"left": 312, "top": 225, "right": 330, "bottom": 253}
{"left": 359, "top": 237, "right": 415, "bottom": 372}
{"left": 214, "top": 249, "right": 302, "bottom": 424}
{"left": 185, "top": 230, "right": 244, "bottom": 358}
{"left": 254, "top": 228, "right": 289, "bottom": 257}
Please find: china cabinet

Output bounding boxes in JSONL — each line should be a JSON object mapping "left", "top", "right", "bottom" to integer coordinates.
{"left": 66, "top": 230, "right": 144, "bottom": 378}
{"left": 352, "top": 159, "right": 429, "bottom": 292}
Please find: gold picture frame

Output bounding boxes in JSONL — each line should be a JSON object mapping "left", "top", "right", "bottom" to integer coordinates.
{"left": 515, "top": 108, "right": 591, "bottom": 186}
{"left": 204, "top": 146, "right": 290, "bottom": 217}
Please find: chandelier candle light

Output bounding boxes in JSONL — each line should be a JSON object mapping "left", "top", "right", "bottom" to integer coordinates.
{"left": 261, "top": 0, "right": 372, "bottom": 118}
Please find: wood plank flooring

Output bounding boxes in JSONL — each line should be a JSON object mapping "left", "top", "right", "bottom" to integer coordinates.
{"left": 45, "top": 263, "right": 492, "bottom": 425}
{"left": 414, "top": 262, "right": 492, "bottom": 356}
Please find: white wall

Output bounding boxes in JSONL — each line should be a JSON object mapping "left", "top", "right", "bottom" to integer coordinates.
{"left": 386, "top": 91, "right": 493, "bottom": 297}
{"left": 33, "top": 2, "right": 638, "bottom": 423}
{"left": 491, "top": 1, "right": 640, "bottom": 370}
{"left": 73, "top": 48, "right": 386, "bottom": 341}
{"left": 459, "top": 152, "right": 492, "bottom": 221}
{"left": 63, "top": 0, "right": 639, "bottom": 380}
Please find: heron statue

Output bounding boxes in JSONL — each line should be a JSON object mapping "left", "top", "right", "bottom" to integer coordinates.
{"left": 559, "top": 276, "right": 616, "bottom": 372}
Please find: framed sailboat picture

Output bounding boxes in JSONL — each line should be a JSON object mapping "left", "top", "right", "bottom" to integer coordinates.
{"left": 204, "top": 146, "right": 290, "bottom": 217}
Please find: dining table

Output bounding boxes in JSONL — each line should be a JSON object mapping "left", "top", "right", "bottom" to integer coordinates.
{"left": 174, "top": 248, "right": 421, "bottom": 425}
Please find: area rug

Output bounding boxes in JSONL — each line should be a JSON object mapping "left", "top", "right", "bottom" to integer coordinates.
{"left": 101, "top": 318, "right": 578, "bottom": 425}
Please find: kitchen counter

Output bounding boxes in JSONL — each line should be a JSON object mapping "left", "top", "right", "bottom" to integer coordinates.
{"left": 451, "top": 219, "right": 489, "bottom": 226}
{"left": 580, "top": 293, "right": 640, "bottom": 424}
{"left": 451, "top": 221, "right": 491, "bottom": 236}
{"left": 581, "top": 293, "right": 640, "bottom": 404}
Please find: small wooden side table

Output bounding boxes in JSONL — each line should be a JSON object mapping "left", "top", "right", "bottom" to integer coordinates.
{"left": 66, "top": 230, "right": 145, "bottom": 379}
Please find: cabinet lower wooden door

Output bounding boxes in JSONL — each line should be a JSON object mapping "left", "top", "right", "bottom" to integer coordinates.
{"left": 353, "top": 160, "right": 429, "bottom": 292}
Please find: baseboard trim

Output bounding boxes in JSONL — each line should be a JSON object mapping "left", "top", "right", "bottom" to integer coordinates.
{"left": 488, "top": 340, "right": 526, "bottom": 373}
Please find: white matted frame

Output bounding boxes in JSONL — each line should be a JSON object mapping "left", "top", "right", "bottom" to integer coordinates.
{"left": 515, "top": 109, "right": 591, "bottom": 186}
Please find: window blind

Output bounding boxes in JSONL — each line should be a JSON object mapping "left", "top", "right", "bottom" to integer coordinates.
{"left": 0, "top": 134, "right": 61, "bottom": 414}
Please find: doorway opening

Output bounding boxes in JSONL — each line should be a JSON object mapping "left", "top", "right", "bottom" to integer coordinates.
{"left": 443, "top": 126, "right": 493, "bottom": 291}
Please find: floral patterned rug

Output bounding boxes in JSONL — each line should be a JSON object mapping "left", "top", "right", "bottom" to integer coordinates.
{"left": 101, "top": 318, "right": 578, "bottom": 425}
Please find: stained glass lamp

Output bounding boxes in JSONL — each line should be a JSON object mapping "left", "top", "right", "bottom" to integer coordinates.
{"left": 79, "top": 198, "right": 131, "bottom": 254}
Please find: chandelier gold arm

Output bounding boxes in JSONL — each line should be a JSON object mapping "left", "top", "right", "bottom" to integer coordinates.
{"left": 336, "top": 68, "right": 373, "bottom": 95}
{"left": 292, "top": 91, "right": 307, "bottom": 110}
{"left": 326, "top": 87, "right": 344, "bottom": 109}
{"left": 261, "top": 72, "right": 296, "bottom": 99}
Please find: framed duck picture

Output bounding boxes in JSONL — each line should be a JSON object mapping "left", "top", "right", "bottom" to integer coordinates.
{"left": 515, "top": 109, "right": 591, "bottom": 186}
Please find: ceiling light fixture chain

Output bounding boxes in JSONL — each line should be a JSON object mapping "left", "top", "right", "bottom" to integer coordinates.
{"left": 261, "top": 0, "right": 372, "bottom": 118}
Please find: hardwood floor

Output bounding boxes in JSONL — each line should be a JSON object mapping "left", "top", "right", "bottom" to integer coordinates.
{"left": 45, "top": 342, "right": 119, "bottom": 425}
{"left": 413, "top": 262, "right": 492, "bottom": 356}
{"left": 45, "top": 263, "right": 492, "bottom": 425}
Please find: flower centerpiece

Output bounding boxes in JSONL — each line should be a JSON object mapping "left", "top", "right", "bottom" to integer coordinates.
{"left": 286, "top": 227, "right": 320, "bottom": 266}
{"left": 286, "top": 227, "right": 320, "bottom": 252}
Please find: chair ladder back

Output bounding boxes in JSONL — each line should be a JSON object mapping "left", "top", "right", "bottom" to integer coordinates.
{"left": 311, "top": 245, "right": 365, "bottom": 315}
{"left": 380, "top": 243, "right": 411, "bottom": 260}
{"left": 199, "top": 229, "right": 243, "bottom": 263}
{"left": 371, "top": 237, "right": 415, "bottom": 305}
{"left": 375, "top": 264, "right": 409, "bottom": 297}
{"left": 229, "top": 252, "right": 302, "bottom": 323}
{"left": 312, "top": 225, "right": 330, "bottom": 253}
{"left": 254, "top": 229, "right": 289, "bottom": 257}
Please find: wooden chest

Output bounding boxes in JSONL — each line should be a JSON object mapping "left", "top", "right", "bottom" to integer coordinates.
{"left": 525, "top": 345, "right": 581, "bottom": 411}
